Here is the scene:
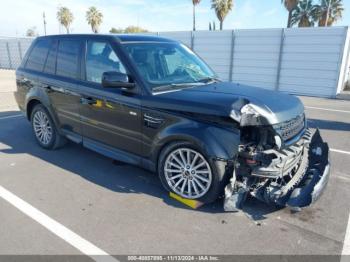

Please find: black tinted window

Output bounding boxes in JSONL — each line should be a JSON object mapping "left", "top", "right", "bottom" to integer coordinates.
{"left": 43, "top": 40, "right": 58, "bottom": 74}
{"left": 25, "top": 39, "right": 50, "bottom": 72}
{"left": 56, "top": 40, "right": 80, "bottom": 79}
{"left": 86, "top": 41, "right": 126, "bottom": 83}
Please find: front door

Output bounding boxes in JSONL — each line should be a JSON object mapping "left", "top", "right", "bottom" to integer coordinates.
{"left": 78, "top": 40, "right": 143, "bottom": 159}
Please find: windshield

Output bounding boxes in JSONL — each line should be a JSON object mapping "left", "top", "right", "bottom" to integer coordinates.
{"left": 122, "top": 42, "right": 217, "bottom": 89}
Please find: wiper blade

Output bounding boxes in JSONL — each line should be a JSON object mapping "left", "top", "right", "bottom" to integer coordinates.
{"left": 197, "top": 77, "right": 220, "bottom": 84}
{"left": 152, "top": 82, "right": 204, "bottom": 92}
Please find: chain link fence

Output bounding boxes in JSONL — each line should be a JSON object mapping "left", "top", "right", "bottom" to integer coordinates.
{"left": 0, "top": 37, "right": 33, "bottom": 69}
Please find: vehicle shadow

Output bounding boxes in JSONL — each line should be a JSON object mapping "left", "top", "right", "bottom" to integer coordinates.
{"left": 308, "top": 118, "right": 350, "bottom": 131}
{"left": 0, "top": 111, "right": 281, "bottom": 219}
{"left": 0, "top": 110, "right": 22, "bottom": 118}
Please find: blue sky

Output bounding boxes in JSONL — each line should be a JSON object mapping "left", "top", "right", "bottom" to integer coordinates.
{"left": 0, "top": 0, "right": 349, "bottom": 37}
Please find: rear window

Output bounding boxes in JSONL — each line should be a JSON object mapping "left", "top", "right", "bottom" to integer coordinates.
{"left": 56, "top": 40, "right": 80, "bottom": 79}
{"left": 25, "top": 39, "right": 51, "bottom": 72}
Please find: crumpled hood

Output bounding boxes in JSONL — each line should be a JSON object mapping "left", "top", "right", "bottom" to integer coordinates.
{"left": 149, "top": 82, "right": 304, "bottom": 125}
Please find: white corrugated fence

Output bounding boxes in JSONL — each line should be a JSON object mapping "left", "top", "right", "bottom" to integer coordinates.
{"left": 0, "top": 27, "right": 349, "bottom": 98}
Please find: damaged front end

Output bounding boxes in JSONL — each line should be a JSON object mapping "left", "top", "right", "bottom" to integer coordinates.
{"left": 224, "top": 104, "right": 330, "bottom": 212}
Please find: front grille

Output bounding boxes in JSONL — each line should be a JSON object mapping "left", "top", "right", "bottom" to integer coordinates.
{"left": 274, "top": 114, "right": 305, "bottom": 141}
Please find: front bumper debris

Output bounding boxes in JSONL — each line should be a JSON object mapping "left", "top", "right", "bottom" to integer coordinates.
{"left": 224, "top": 129, "right": 330, "bottom": 212}
{"left": 285, "top": 129, "right": 330, "bottom": 208}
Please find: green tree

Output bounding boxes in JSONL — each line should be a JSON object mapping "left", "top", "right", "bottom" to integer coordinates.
{"left": 211, "top": 0, "right": 233, "bottom": 30}
{"left": 124, "top": 26, "right": 148, "bottom": 33}
{"left": 316, "top": 0, "right": 344, "bottom": 26}
{"left": 26, "top": 27, "right": 38, "bottom": 37}
{"left": 57, "top": 7, "right": 74, "bottom": 34}
{"left": 291, "top": 0, "right": 318, "bottom": 27}
{"left": 281, "top": 0, "right": 299, "bottom": 27}
{"left": 109, "top": 27, "right": 124, "bottom": 33}
{"left": 109, "top": 26, "right": 148, "bottom": 34}
{"left": 192, "top": 0, "right": 201, "bottom": 31}
{"left": 26, "top": 26, "right": 39, "bottom": 37}
{"left": 86, "top": 6, "right": 103, "bottom": 33}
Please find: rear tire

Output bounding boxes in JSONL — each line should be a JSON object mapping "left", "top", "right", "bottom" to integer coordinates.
{"left": 158, "top": 141, "right": 227, "bottom": 204}
{"left": 30, "top": 104, "right": 66, "bottom": 150}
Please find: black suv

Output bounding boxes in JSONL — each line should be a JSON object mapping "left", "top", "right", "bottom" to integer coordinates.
{"left": 15, "top": 34, "right": 330, "bottom": 209}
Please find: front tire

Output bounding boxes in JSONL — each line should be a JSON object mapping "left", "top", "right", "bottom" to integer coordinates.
{"left": 158, "top": 141, "right": 226, "bottom": 203}
{"left": 30, "top": 104, "right": 66, "bottom": 150}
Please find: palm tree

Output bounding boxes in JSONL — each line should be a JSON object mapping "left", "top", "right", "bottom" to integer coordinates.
{"left": 211, "top": 0, "right": 233, "bottom": 30}
{"left": 316, "top": 0, "right": 344, "bottom": 26}
{"left": 192, "top": 0, "right": 201, "bottom": 31}
{"left": 86, "top": 6, "right": 103, "bottom": 33}
{"left": 281, "top": 0, "right": 299, "bottom": 27}
{"left": 291, "top": 0, "right": 318, "bottom": 27}
{"left": 57, "top": 7, "right": 74, "bottom": 34}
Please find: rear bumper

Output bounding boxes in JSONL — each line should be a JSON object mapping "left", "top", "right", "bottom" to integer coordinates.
{"left": 14, "top": 90, "right": 25, "bottom": 113}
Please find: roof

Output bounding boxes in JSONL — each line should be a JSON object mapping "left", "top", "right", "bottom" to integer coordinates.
{"left": 112, "top": 34, "right": 175, "bottom": 43}
{"left": 36, "top": 34, "right": 176, "bottom": 43}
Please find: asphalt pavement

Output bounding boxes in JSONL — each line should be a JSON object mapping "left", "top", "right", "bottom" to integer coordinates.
{"left": 0, "top": 70, "right": 349, "bottom": 260}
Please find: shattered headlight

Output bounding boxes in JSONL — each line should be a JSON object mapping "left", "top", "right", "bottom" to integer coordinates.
{"left": 241, "top": 104, "right": 271, "bottom": 117}
{"left": 230, "top": 103, "right": 275, "bottom": 125}
{"left": 230, "top": 104, "right": 261, "bottom": 122}
{"left": 230, "top": 109, "right": 242, "bottom": 122}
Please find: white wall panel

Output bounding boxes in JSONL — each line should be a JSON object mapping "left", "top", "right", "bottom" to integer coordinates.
{"left": 231, "top": 29, "right": 282, "bottom": 90}
{"left": 192, "top": 30, "right": 232, "bottom": 81}
{"left": 279, "top": 27, "right": 347, "bottom": 97}
{"left": 0, "top": 27, "right": 349, "bottom": 98}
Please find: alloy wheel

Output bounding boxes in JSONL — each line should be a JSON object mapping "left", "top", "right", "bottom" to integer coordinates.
{"left": 33, "top": 110, "right": 53, "bottom": 145}
{"left": 164, "top": 148, "right": 212, "bottom": 199}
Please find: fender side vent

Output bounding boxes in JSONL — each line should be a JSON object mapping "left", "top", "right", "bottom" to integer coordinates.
{"left": 144, "top": 113, "right": 164, "bottom": 129}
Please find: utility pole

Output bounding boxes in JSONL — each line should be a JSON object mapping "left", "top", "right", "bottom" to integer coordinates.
{"left": 43, "top": 12, "right": 47, "bottom": 35}
{"left": 325, "top": 0, "right": 332, "bottom": 27}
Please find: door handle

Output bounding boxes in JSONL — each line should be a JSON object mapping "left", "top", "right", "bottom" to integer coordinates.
{"left": 80, "top": 97, "right": 97, "bottom": 105}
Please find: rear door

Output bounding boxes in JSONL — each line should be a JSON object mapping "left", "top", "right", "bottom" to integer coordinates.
{"left": 78, "top": 40, "right": 143, "bottom": 158}
{"left": 39, "top": 38, "right": 83, "bottom": 139}
{"left": 16, "top": 38, "right": 51, "bottom": 111}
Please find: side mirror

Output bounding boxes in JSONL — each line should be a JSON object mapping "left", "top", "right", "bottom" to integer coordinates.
{"left": 101, "top": 71, "right": 135, "bottom": 89}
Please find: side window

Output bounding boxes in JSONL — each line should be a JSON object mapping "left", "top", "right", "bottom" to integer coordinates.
{"left": 43, "top": 40, "right": 58, "bottom": 74}
{"left": 86, "top": 41, "right": 126, "bottom": 83}
{"left": 25, "top": 39, "right": 51, "bottom": 72}
{"left": 56, "top": 40, "right": 80, "bottom": 79}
